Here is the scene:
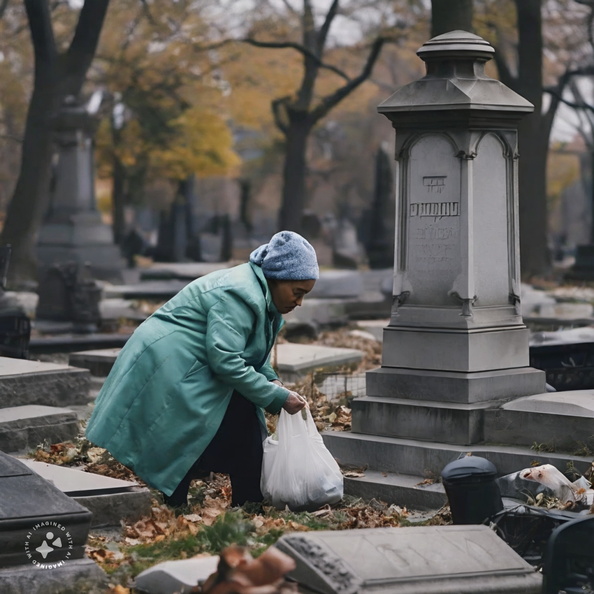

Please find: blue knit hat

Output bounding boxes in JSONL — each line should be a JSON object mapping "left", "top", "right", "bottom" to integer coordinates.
{"left": 250, "top": 231, "right": 319, "bottom": 280}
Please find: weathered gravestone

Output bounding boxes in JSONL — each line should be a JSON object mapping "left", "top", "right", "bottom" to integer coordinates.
{"left": 36, "top": 97, "right": 124, "bottom": 283}
{"left": 274, "top": 525, "right": 542, "bottom": 593}
{"left": 36, "top": 262, "right": 102, "bottom": 333}
{"left": 0, "top": 452, "right": 106, "bottom": 593}
{"left": 323, "top": 30, "right": 571, "bottom": 508}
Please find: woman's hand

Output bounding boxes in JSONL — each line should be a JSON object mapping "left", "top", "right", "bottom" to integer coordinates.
{"left": 282, "top": 390, "right": 308, "bottom": 414}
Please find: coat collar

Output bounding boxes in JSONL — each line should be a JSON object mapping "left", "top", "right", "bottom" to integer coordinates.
{"left": 249, "top": 262, "right": 281, "bottom": 317}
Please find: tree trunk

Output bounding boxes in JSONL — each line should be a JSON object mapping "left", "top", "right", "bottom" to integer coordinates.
{"left": 111, "top": 155, "right": 127, "bottom": 245}
{"left": 514, "top": 0, "right": 551, "bottom": 278}
{"left": 431, "top": 0, "right": 473, "bottom": 37}
{"left": 1, "top": 83, "right": 59, "bottom": 285}
{"left": 0, "top": 0, "right": 110, "bottom": 286}
{"left": 278, "top": 120, "right": 311, "bottom": 233}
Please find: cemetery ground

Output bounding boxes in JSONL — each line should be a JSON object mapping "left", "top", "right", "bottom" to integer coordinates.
{"left": 16, "top": 273, "right": 594, "bottom": 593}
{"left": 28, "top": 324, "right": 449, "bottom": 593}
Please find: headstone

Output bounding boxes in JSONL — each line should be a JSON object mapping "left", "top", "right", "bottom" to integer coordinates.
{"left": 0, "top": 451, "right": 106, "bottom": 590}
{"left": 0, "top": 357, "right": 91, "bottom": 409}
{"left": 332, "top": 218, "right": 362, "bottom": 269}
{"left": 18, "top": 459, "right": 152, "bottom": 527}
{"left": 36, "top": 97, "right": 124, "bottom": 283}
{"left": 330, "top": 30, "right": 545, "bottom": 447}
{"left": 323, "top": 30, "right": 573, "bottom": 509}
{"left": 154, "top": 185, "right": 195, "bottom": 263}
{"left": 362, "top": 145, "right": 395, "bottom": 269}
{"left": 36, "top": 262, "right": 102, "bottom": 333}
{"left": 275, "top": 525, "right": 542, "bottom": 593}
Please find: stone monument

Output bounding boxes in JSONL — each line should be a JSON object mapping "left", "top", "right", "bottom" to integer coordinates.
{"left": 368, "top": 29, "right": 545, "bottom": 441}
{"left": 36, "top": 96, "right": 124, "bottom": 283}
{"left": 323, "top": 31, "right": 569, "bottom": 508}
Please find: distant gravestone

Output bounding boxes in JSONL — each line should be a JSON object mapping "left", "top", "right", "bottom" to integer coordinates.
{"left": 36, "top": 97, "right": 124, "bottom": 283}
{"left": 36, "top": 262, "right": 102, "bottom": 332}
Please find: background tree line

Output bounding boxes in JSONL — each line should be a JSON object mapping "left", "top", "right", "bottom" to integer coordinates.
{"left": 0, "top": 0, "right": 591, "bottom": 284}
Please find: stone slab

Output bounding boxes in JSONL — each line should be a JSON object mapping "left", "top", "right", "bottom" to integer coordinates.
{"left": 70, "top": 343, "right": 364, "bottom": 382}
{"left": 141, "top": 262, "right": 231, "bottom": 280}
{"left": 275, "top": 525, "right": 542, "bottom": 593}
{"left": 309, "top": 270, "right": 364, "bottom": 299}
{"left": 355, "top": 319, "right": 389, "bottom": 342}
{"left": 0, "top": 358, "right": 91, "bottom": 408}
{"left": 484, "top": 390, "right": 594, "bottom": 452}
{"left": 322, "top": 431, "right": 594, "bottom": 490}
{"left": 28, "top": 333, "right": 130, "bottom": 356}
{"left": 135, "top": 556, "right": 220, "bottom": 594}
{"left": 351, "top": 396, "right": 505, "bottom": 445}
{"left": 0, "top": 453, "right": 92, "bottom": 568}
{"left": 366, "top": 366, "right": 546, "bottom": 404}
{"left": 0, "top": 557, "right": 107, "bottom": 594}
{"left": 342, "top": 469, "right": 447, "bottom": 511}
{"left": 381, "top": 325, "right": 530, "bottom": 372}
{"left": 69, "top": 348, "right": 122, "bottom": 377}
{"left": 17, "top": 459, "right": 152, "bottom": 527}
{"left": 501, "top": 390, "right": 594, "bottom": 416}
{"left": 530, "top": 326, "right": 594, "bottom": 345}
{"left": 0, "top": 406, "right": 79, "bottom": 453}
{"left": 102, "top": 280, "right": 189, "bottom": 300}
{"left": 271, "top": 343, "right": 364, "bottom": 383}
{"left": 283, "top": 298, "right": 348, "bottom": 329}
{"left": 18, "top": 459, "right": 138, "bottom": 494}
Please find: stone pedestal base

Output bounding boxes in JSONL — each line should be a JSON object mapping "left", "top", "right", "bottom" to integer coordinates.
{"left": 381, "top": 325, "right": 530, "bottom": 372}
{"left": 36, "top": 213, "right": 124, "bottom": 283}
{"left": 366, "top": 366, "right": 546, "bottom": 404}
{"left": 359, "top": 366, "right": 546, "bottom": 445}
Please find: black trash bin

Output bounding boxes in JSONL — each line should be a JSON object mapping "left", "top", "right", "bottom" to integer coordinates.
{"left": 441, "top": 456, "right": 503, "bottom": 525}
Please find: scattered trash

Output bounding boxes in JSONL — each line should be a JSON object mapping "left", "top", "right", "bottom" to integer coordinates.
{"left": 519, "top": 464, "right": 594, "bottom": 507}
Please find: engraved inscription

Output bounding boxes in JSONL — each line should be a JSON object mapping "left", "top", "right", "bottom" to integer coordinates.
{"left": 410, "top": 201, "right": 459, "bottom": 218}
{"left": 283, "top": 535, "right": 361, "bottom": 594}
{"left": 423, "top": 175, "right": 446, "bottom": 193}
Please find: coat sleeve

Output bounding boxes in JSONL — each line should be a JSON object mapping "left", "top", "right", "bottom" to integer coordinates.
{"left": 205, "top": 294, "right": 288, "bottom": 413}
{"left": 260, "top": 356, "right": 280, "bottom": 382}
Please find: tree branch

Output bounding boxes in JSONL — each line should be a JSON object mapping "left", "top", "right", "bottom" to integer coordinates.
{"left": 24, "top": 0, "right": 58, "bottom": 76}
{"left": 272, "top": 97, "right": 289, "bottom": 134}
{"left": 317, "top": 0, "right": 339, "bottom": 54}
{"left": 241, "top": 37, "right": 350, "bottom": 80}
{"left": 63, "top": 0, "right": 110, "bottom": 96}
{"left": 309, "top": 36, "right": 387, "bottom": 123}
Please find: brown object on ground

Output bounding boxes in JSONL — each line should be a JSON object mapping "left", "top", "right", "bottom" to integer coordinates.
{"left": 201, "top": 544, "right": 297, "bottom": 593}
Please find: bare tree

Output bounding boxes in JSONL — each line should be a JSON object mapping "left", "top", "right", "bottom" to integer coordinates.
{"left": 244, "top": 0, "right": 398, "bottom": 233}
{"left": 0, "top": 0, "right": 110, "bottom": 285}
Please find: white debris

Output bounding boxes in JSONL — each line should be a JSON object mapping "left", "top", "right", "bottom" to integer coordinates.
{"left": 520, "top": 464, "right": 594, "bottom": 505}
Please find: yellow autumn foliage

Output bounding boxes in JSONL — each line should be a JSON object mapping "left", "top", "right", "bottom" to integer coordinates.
{"left": 149, "top": 107, "right": 241, "bottom": 180}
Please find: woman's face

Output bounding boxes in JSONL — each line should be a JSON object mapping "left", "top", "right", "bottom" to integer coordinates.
{"left": 268, "top": 279, "right": 316, "bottom": 314}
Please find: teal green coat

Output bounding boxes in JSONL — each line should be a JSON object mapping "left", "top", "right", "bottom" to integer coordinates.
{"left": 85, "top": 263, "right": 289, "bottom": 495}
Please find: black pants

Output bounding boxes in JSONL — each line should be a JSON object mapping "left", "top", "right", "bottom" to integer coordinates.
{"left": 166, "top": 392, "right": 265, "bottom": 507}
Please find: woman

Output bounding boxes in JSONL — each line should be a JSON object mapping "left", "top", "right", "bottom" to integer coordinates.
{"left": 86, "top": 230, "right": 318, "bottom": 508}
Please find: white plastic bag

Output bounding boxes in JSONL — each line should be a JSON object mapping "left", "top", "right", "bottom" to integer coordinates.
{"left": 261, "top": 408, "right": 344, "bottom": 511}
